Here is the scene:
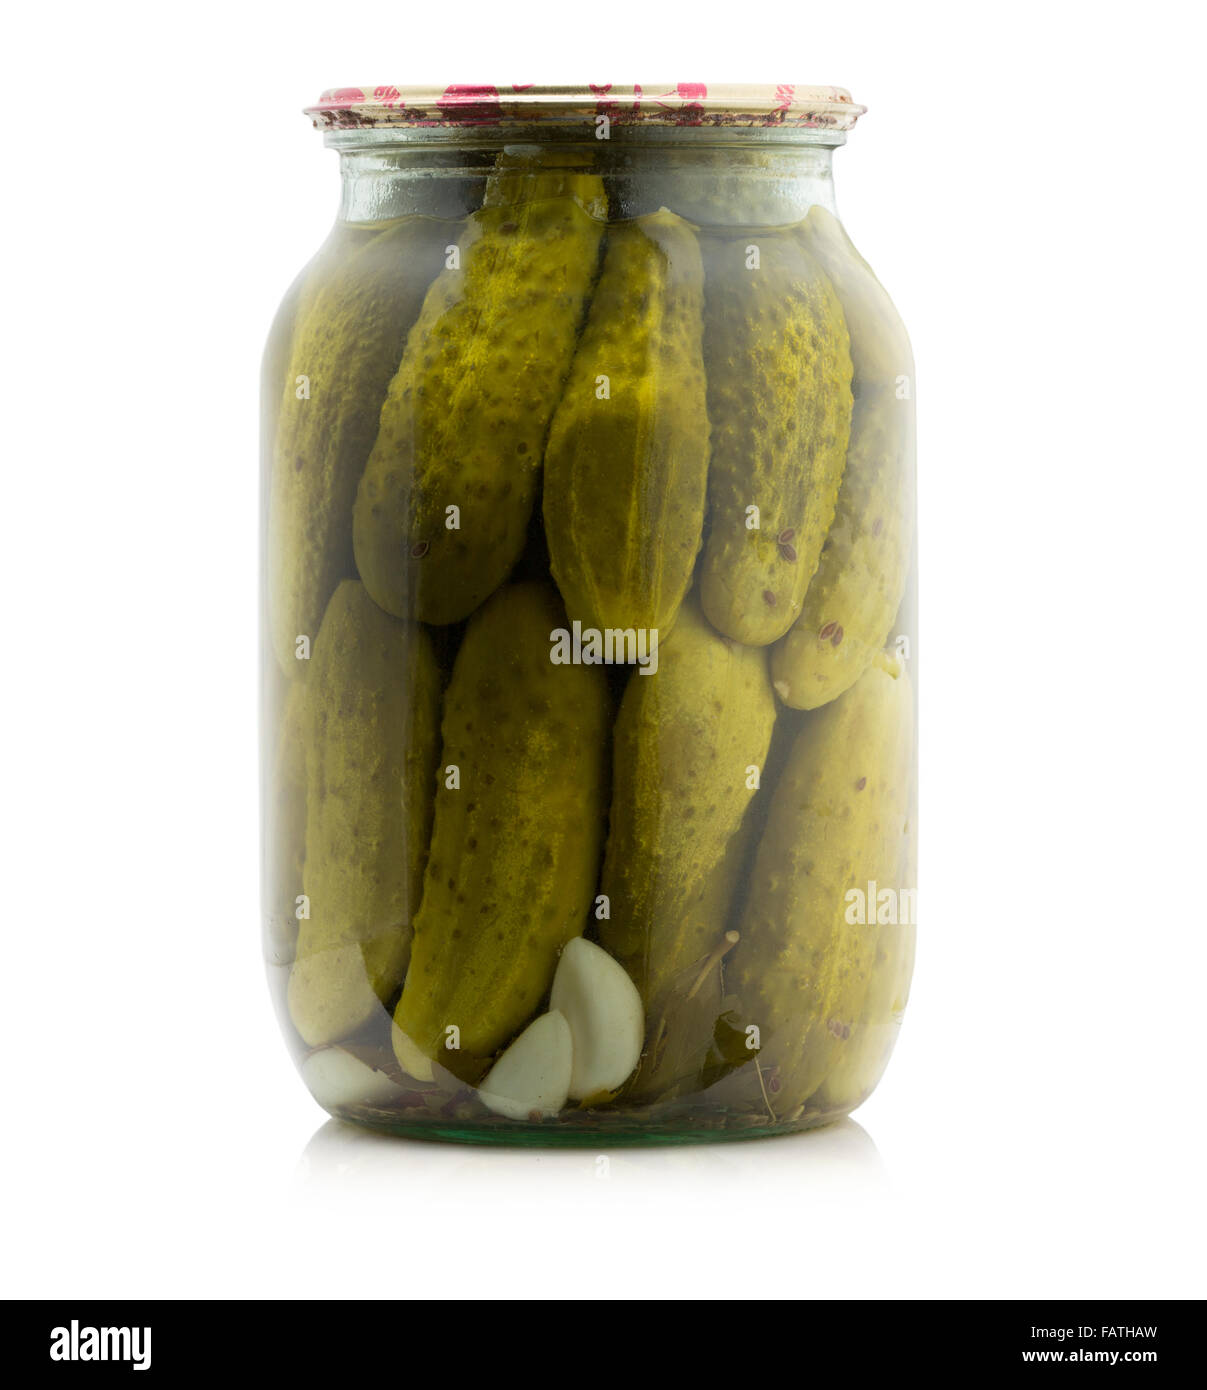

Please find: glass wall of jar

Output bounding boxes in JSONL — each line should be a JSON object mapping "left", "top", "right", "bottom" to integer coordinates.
{"left": 262, "top": 85, "right": 916, "bottom": 1143}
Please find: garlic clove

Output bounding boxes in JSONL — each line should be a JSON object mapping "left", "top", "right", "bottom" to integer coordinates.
{"left": 302, "top": 1046, "right": 402, "bottom": 1111}
{"left": 550, "top": 937, "right": 644, "bottom": 1100}
{"left": 478, "top": 1010, "right": 573, "bottom": 1120}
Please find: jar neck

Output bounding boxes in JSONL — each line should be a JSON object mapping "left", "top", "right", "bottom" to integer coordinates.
{"left": 332, "top": 132, "right": 841, "bottom": 227}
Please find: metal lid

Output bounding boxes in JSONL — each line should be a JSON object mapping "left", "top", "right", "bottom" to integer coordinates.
{"left": 305, "top": 84, "right": 866, "bottom": 132}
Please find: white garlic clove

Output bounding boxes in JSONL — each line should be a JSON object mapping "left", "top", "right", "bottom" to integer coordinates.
{"left": 550, "top": 936, "right": 644, "bottom": 1100}
{"left": 302, "top": 1046, "right": 402, "bottom": 1111}
{"left": 478, "top": 1010, "right": 573, "bottom": 1120}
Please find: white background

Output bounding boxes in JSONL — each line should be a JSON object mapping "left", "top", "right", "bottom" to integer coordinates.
{"left": 3, "top": 1, "right": 1204, "bottom": 1300}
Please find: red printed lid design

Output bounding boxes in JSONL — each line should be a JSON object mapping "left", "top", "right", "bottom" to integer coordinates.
{"left": 306, "top": 84, "right": 866, "bottom": 131}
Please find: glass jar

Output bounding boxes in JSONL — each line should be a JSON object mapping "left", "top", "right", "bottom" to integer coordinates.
{"left": 262, "top": 84, "right": 916, "bottom": 1144}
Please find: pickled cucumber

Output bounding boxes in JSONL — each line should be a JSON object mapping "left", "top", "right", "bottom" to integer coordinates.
{"left": 483, "top": 149, "right": 604, "bottom": 209}
{"left": 728, "top": 660, "right": 913, "bottom": 1117}
{"left": 353, "top": 163, "right": 606, "bottom": 626}
{"left": 625, "top": 923, "right": 743, "bottom": 1104}
{"left": 287, "top": 581, "right": 442, "bottom": 1047}
{"left": 699, "top": 230, "right": 853, "bottom": 645}
{"left": 394, "top": 582, "right": 610, "bottom": 1080}
{"left": 801, "top": 206, "right": 913, "bottom": 389}
{"left": 267, "top": 218, "right": 449, "bottom": 674}
{"left": 812, "top": 780, "right": 917, "bottom": 1114}
{"left": 263, "top": 677, "right": 307, "bottom": 966}
{"left": 629, "top": 148, "right": 817, "bottom": 227}
{"left": 771, "top": 207, "right": 915, "bottom": 709}
{"left": 265, "top": 141, "right": 919, "bottom": 1138}
{"left": 544, "top": 209, "right": 709, "bottom": 634}
{"left": 600, "top": 599, "right": 777, "bottom": 1063}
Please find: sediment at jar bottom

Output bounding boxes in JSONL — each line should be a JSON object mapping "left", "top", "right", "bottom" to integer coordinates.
{"left": 699, "top": 228, "right": 853, "bottom": 646}
{"left": 267, "top": 217, "right": 451, "bottom": 675}
{"left": 544, "top": 208, "right": 709, "bottom": 636}
{"left": 393, "top": 581, "right": 611, "bottom": 1083}
{"left": 771, "top": 206, "right": 916, "bottom": 710}
{"left": 353, "top": 158, "right": 607, "bottom": 627}
{"left": 599, "top": 597, "right": 777, "bottom": 1099}
{"left": 287, "top": 580, "right": 442, "bottom": 1048}
{"left": 727, "top": 658, "right": 913, "bottom": 1119}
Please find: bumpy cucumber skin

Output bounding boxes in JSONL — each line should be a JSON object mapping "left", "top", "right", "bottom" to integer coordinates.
{"left": 394, "top": 582, "right": 610, "bottom": 1079}
{"left": 771, "top": 207, "right": 916, "bottom": 710}
{"left": 287, "top": 581, "right": 441, "bottom": 1048}
{"left": 483, "top": 151, "right": 607, "bottom": 211}
{"left": 772, "top": 393, "right": 910, "bottom": 709}
{"left": 353, "top": 169, "right": 607, "bottom": 627}
{"left": 267, "top": 218, "right": 448, "bottom": 675}
{"left": 622, "top": 851, "right": 744, "bottom": 1105}
{"left": 544, "top": 210, "right": 709, "bottom": 634}
{"left": 812, "top": 771, "right": 917, "bottom": 1114}
{"left": 263, "top": 677, "right": 307, "bottom": 966}
{"left": 728, "top": 662, "right": 913, "bottom": 1118}
{"left": 600, "top": 598, "right": 777, "bottom": 1006}
{"left": 698, "top": 230, "right": 853, "bottom": 647}
{"left": 801, "top": 206, "right": 913, "bottom": 390}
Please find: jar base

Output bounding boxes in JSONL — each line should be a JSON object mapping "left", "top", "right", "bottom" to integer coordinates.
{"left": 317, "top": 1102, "right": 854, "bottom": 1147}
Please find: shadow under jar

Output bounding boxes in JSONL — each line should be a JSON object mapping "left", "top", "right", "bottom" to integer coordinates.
{"left": 261, "top": 83, "right": 917, "bottom": 1145}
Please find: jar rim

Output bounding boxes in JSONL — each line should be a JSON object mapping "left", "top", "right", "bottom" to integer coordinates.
{"left": 305, "top": 84, "right": 866, "bottom": 133}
